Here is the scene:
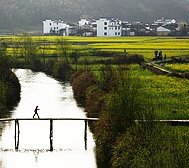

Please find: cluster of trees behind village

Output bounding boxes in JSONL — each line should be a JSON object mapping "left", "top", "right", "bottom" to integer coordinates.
{"left": 1, "top": 0, "right": 189, "bottom": 31}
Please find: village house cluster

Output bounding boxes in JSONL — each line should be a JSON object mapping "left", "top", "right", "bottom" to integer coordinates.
{"left": 43, "top": 17, "right": 189, "bottom": 37}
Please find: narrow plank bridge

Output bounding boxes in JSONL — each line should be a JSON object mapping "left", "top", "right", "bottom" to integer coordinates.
{"left": 1, "top": 118, "right": 189, "bottom": 151}
{"left": 0, "top": 118, "right": 99, "bottom": 151}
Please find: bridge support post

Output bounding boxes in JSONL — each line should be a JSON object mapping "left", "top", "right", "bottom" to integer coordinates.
{"left": 15, "top": 120, "right": 19, "bottom": 150}
{"left": 50, "top": 119, "right": 53, "bottom": 151}
{"left": 84, "top": 120, "right": 87, "bottom": 150}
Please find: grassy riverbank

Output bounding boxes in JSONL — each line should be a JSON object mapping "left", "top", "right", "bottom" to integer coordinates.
{"left": 71, "top": 64, "right": 189, "bottom": 167}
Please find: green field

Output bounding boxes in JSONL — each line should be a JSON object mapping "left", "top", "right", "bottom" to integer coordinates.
{"left": 2, "top": 36, "right": 189, "bottom": 61}
{"left": 84, "top": 64, "right": 189, "bottom": 120}
{"left": 86, "top": 37, "right": 189, "bottom": 60}
{"left": 135, "top": 65, "right": 189, "bottom": 119}
{"left": 165, "top": 63, "right": 189, "bottom": 73}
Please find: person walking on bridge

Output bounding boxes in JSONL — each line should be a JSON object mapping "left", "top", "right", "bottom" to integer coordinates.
{"left": 33, "top": 106, "right": 40, "bottom": 118}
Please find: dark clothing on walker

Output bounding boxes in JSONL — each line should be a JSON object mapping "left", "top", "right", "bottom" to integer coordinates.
{"left": 33, "top": 106, "right": 40, "bottom": 118}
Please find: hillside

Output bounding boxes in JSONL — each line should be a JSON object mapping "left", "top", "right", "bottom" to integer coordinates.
{"left": 0, "top": 0, "right": 189, "bottom": 30}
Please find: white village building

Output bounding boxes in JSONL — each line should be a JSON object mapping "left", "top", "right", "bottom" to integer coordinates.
{"left": 78, "top": 18, "right": 97, "bottom": 28}
{"left": 154, "top": 17, "right": 176, "bottom": 26}
{"left": 157, "top": 26, "right": 171, "bottom": 36}
{"left": 96, "top": 18, "right": 122, "bottom": 37}
{"left": 43, "top": 20, "right": 70, "bottom": 36}
{"left": 78, "top": 18, "right": 97, "bottom": 36}
{"left": 79, "top": 18, "right": 92, "bottom": 28}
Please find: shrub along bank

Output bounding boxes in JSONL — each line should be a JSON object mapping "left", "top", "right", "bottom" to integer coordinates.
{"left": 13, "top": 58, "right": 72, "bottom": 81}
{"left": 0, "top": 45, "right": 21, "bottom": 117}
{"left": 43, "top": 60, "right": 72, "bottom": 81}
{"left": 71, "top": 66, "right": 189, "bottom": 168}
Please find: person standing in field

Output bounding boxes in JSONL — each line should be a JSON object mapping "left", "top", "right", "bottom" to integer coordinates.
{"left": 158, "top": 50, "right": 163, "bottom": 60}
{"left": 33, "top": 106, "right": 40, "bottom": 118}
{"left": 164, "top": 54, "right": 167, "bottom": 60}
{"left": 154, "top": 50, "right": 158, "bottom": 60}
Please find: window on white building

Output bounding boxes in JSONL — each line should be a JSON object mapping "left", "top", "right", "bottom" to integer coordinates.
{"left": 118, "top": 32, "right": 120, "bottom": 35}
{"left": 104, "top": 22, "right": 107, "bottom": 25}
{"left": 115, "top": 27, "right": 117, "bottom": 30}
{"left": 104, "top": 32, "right": 107, "bottom": 36}
{"left": 50, "top": 23, "right": 51, "bottom": 25}
{"left": 104, "top": 27, "right": 107, "bottom": 30}
{"left": 115, "top": 32, "right": 117, "bottom": 35}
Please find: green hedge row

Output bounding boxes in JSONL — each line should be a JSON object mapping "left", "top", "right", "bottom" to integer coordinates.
{"left": 0, "top": 69, "right": 21, "bottom": 117}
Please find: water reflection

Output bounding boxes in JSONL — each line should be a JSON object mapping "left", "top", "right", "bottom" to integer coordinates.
{"left": 0, "top": 69, "right": 97, "bottom": 168}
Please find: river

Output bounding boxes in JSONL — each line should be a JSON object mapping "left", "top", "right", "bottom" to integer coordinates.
{"left": 0, "top": 69, "right": 97, "bottom": 168}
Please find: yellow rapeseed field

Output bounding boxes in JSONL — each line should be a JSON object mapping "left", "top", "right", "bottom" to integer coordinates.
{"left": 3, "top": 36, "right": 189, "bottom": 61}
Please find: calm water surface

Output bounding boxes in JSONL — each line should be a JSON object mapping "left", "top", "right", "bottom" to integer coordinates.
{"left": 0, "top": 69, "right": 97, "bottom": 168}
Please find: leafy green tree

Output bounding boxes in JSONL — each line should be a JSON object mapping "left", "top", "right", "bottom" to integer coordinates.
{"left": 0, "top": 40, "right": 11, "bottom": 81}
{"left": 0, "top": 39, "right": 20, "bottom": 115}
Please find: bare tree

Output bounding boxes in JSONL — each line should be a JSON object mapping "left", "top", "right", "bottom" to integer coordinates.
{"left": 56, "top": 37, "right": 71, "bottom": 64}
{"left": 12, "top": 38, "right": 20, "bottom": 57}
{"left": 39, "top": 42, "right": 50, "bottom": 64}
{"left": 19, "top": 34, "right": 38, "bottom": 64}
{"left": 70, "top": 50, "right": 80, "bottom": 70}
